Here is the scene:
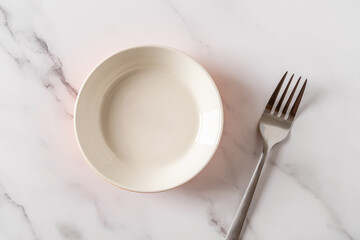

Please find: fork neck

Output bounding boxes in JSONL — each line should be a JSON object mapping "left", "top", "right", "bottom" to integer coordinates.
{"left": 262, "top": 142, "right": 272, "bottom": 156}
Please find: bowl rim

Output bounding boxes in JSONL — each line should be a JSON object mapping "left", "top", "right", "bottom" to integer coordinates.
{"left": 74, "top": 45, "right": 224, "bottom": 193}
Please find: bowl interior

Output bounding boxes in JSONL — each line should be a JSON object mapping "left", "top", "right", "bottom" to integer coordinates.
{"left": 75, "top": 46, "right": 223, "bottom": 192}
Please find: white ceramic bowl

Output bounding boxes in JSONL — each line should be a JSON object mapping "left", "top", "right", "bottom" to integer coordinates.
{"left": 74, "top": 46, "right": 223, "bottom": 192}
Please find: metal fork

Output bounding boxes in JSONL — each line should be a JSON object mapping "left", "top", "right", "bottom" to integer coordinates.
{"left": 225, "top": 72, "right": 307, "bottom": 240}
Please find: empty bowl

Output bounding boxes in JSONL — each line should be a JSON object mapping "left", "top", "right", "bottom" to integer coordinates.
{"left": 74, "top": 46, "right": 223, "bottom": 192}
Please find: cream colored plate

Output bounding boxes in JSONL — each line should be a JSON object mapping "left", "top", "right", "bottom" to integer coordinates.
{"left": 74, "top": 46, "right": 223, "bottom": 192}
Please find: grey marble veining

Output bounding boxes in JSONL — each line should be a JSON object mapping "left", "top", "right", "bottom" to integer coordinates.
{"left": 0, "top": 0, "right": 360, "bottom": 239}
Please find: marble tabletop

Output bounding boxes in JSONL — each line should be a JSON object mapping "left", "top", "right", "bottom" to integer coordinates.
{"left": 1, "top": 0, "right": 359, "bottom": 239}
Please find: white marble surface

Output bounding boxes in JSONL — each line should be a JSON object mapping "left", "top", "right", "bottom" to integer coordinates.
{"left": 0, "top": 0, "right": 360, "bottom": 239}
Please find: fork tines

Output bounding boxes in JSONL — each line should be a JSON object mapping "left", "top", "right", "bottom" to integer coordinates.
{"left": 265, "top": 71, "right": 307, "bottom": 120}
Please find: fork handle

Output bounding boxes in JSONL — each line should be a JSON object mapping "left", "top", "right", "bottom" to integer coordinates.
{"left": 225, "top": 149, "right": 268, "bottom": 240}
